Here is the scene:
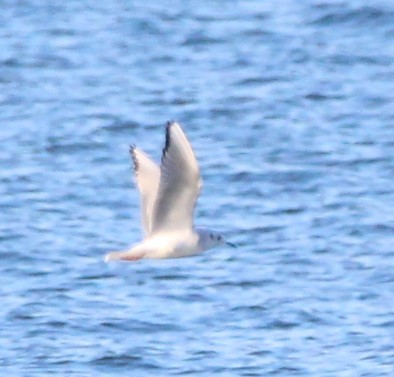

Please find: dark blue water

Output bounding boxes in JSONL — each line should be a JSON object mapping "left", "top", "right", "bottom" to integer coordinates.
{"left": 1, "top": 1, "right": 393, "bottom": 376}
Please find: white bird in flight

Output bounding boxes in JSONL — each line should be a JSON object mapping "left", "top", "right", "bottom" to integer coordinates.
{"left": 105, "top": 121, "right": 235, "bottom": 262}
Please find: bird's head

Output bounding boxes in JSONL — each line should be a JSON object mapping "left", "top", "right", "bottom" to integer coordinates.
{"left": 198, "top": 228, "right": 237, "bottom": 251}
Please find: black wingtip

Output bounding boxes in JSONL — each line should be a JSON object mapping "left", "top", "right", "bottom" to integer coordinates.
{"left": 166, "top": 120, "right": 176, "bottom": 127}
{"left": 162, "top": 121, "right": 174, "bottom": 162}
{"left": 129, "top": 144, "right": 138, "bottom": 173}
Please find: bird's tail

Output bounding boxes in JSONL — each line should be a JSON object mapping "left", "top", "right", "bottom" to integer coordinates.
{"left": 104, "top": 245, "right": 145, "bottom": 262}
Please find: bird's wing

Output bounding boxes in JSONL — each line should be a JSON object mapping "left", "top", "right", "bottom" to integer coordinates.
{"left": 150, "top": 122, "right": 202, "bottom": 234}
{"left": 130, "top": 146, "right": 160, "bottom": 236}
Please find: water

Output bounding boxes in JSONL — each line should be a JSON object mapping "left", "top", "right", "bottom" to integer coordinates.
{"left": 1, "top": 1, "right": 393, "bottom": 376}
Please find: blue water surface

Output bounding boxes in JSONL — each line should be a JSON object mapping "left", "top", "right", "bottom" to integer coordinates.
{"left": 1, "top": 1, "right": 393, "bottom": 376}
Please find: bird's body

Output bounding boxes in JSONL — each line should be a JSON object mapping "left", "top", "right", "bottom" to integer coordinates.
{"left": 104, "top": 121, "right": 234, "bottom": 262}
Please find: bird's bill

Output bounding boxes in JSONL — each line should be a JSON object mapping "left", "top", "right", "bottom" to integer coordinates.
{"left": 226, "top": 241, "right": 237, "bottom": 248}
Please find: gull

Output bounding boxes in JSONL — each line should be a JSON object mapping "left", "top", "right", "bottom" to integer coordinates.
{"left": 105, "top": 121, "right": 235, "bottom": 262}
